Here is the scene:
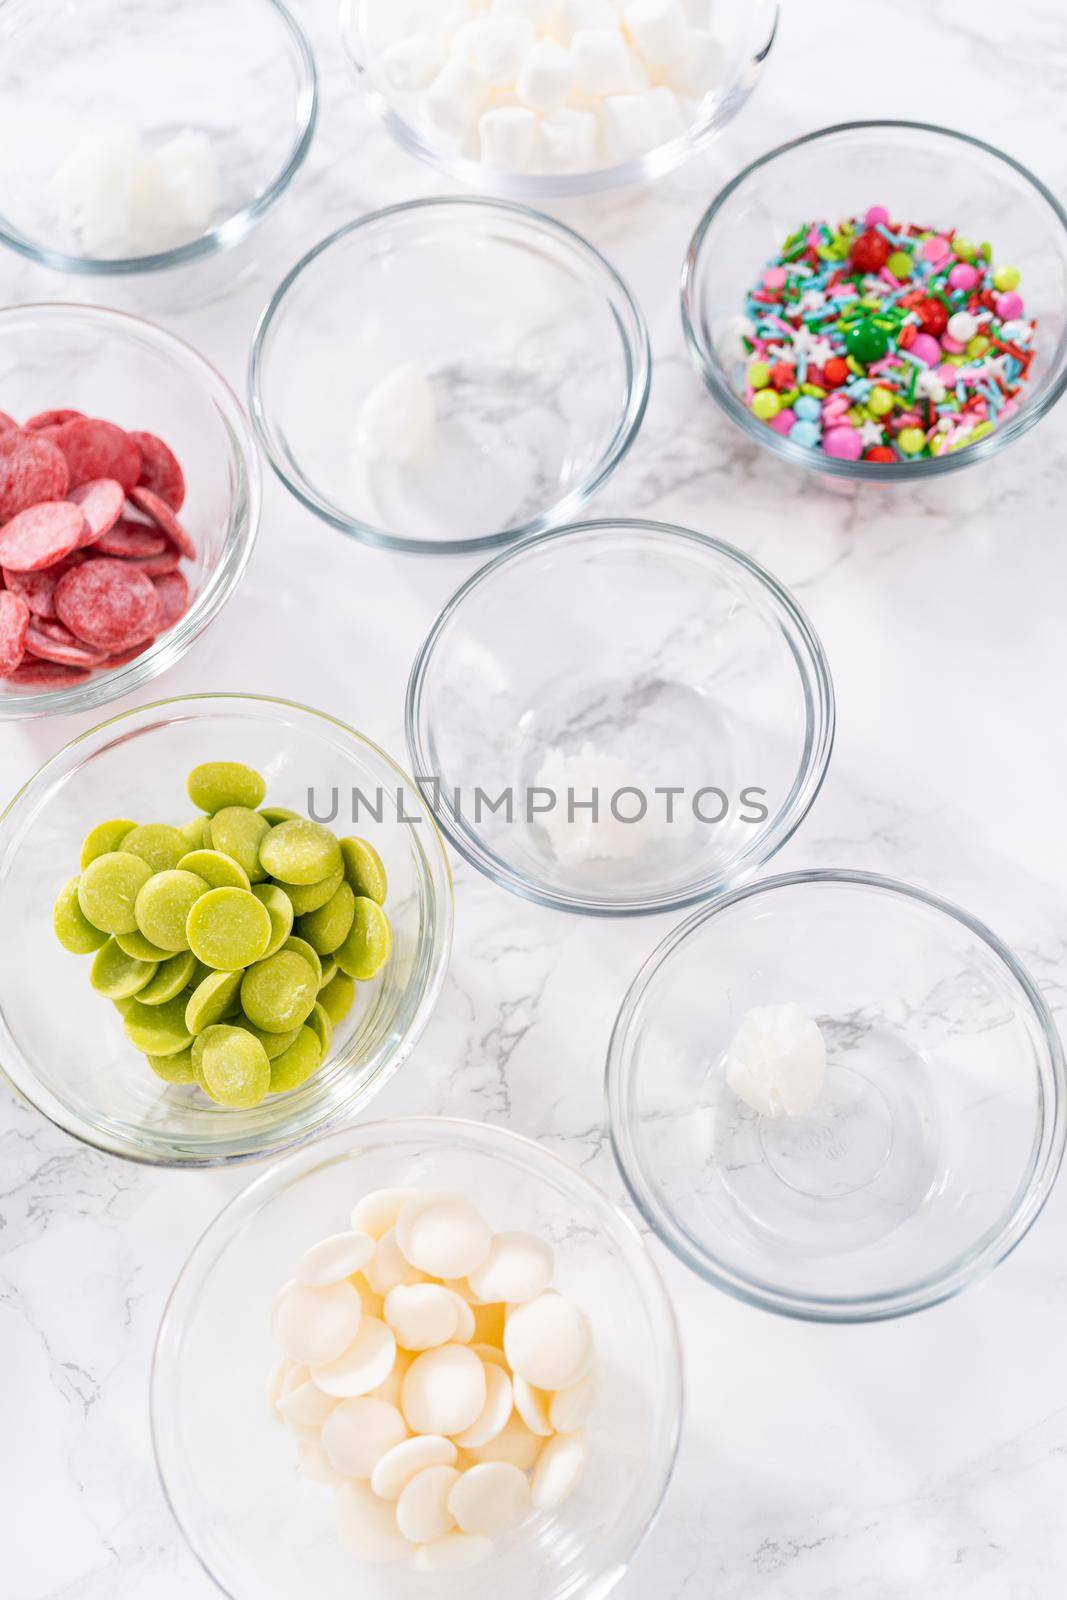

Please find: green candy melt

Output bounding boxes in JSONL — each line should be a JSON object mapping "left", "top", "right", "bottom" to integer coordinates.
{"left": 176, "top": 849, "right": 251, "bottom": 890}
{"left": 187, "top": 762, "right": 267, "bottom": 814}
{"left": 240, "top": 950, "right": 318, "bottom": 1033}
{"left": 116, "top": 928, "right": 171, "bottom": 962}
{"left": 340, "top": 836, "right": 388, "bottom": 905}
{"left": 185, "top": 969, "right": 245, "bottom": 1033}
{"left": 209, "top": 806, "right": 270, "bottom": 882}
{"left": 136, "top": 951, "right": 197, "bottom": 1006}
{"left": 146, "top": 1047, "right": 196, "bottom": 1085}
{"left": 54, "top": 878, "right": 108, "bottom": 954}
{"left": 121, "top": 823, "right": 189, "bottom": 874}
{"left": 319, "top": 970, "right": 356, "bottom": 1026}
{"left": 186, "top": 887, "right": 272, "bottom": 970}
{"left": 123, "top": 994, "right": 194, "bottom": 1056}
{"left": 251, "top": 882, "right": 295, "bottom": 958}
{"left": 283, "top": 934, "right": 322, "bottom": 987}
{"left": 268, "top": 1025, "right": 323, "bottom": 1094}
{"left": 90, "top": 938, "right": 158, "bottom": 999}
{"left": 296, "top": 881, "right": 355, "bottom": 956}
{"left": 77, "top": 851, "right": 154, "bottom": 935}
{"left": 282, "top": 865, "right": 344, "bottom": 916}
{"left": 239, "top": 1017, "right": 302, "bottom": 1059}
{"left": 134, "top": 869, "right": 208, "bottom": 953}
{"left": 198, "top": 1024, "right": 271, "bottom": 1108}
{"left": 335, "top": 897, "right": 392, "bottom": 981}
{"left": 259, "top": 818, "right": 342, "bottom": 886}
{"left": 79, "top": 818, "right": 136, "bottom": 870}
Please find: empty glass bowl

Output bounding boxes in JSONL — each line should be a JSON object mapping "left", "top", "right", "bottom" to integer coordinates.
{"left": 340, "top": 0, "right": 778, "bottom": 199}
{"left": 406, "top": 520, "right": 834, "bottom": 916}
{"left": 0, "top": 696, "right": 452, "bottom": 1165}
{"left": 683, "top": 121, "right": 1067, "bottom": 479}
{"left": 607, "top": 871, "right": 1066, "bottom": 1322}
{"left": 0, "top": 304, "right": 259, "bottom": 720}
{"left": 0, "top": 0, "right": 317, "bottom": 273}
{"left": 152, "top": 1118, "right": 682, "bottom": 1600}
{"left": 249, "top": 199, "right": 649, "bottom": 554}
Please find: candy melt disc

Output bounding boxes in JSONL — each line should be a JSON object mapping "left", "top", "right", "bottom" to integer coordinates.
{"left": 0, "top": 591, "right": 29, "bottom": 675}
{"left": 453, "top": 1361, "right": 513, "bottom": 1450}
{"left": 370, "top": 1346, "right": 413, "bottom": 1409}
{"left": 504, "top": 1292, "right": 592, "bottom": 1390}
{"left": 0, "top": 431, "right": 70, "bottom": 522}
{"left": 129, "top": 430, "right": 186, "bottom": 511}
{"left": 272, "top": 1278, "right": 362, "bottom": 1367}
{"left": 401, "top": 1343, "right": 487, "bottom": 1437}
{"left": 67, "top": 478, "right": 125, "bottom": 545}
{"left": 396, "top": 1463, "right": 460, "bottom": 1543}
{"left": 335, "top": 1479, "right": 410, "bottom": 1565}
{"left": 368, "top": 1226, "right": 428, "bottom": 1295}
{"left": 385, "top": 1282, "right": 461, "bottom": 1351}
{"left": 311, "top": 1314, "right": 397, "bottom": 1398}
{"left": 350, "top": 1189, "right": 415, "bottom": 1242}
{"left": 397, "top": 1192, "right": 493, "bottom": 1279}
{"left": 128, "top": 483, "right": 197, "bottom": 558}
{"left": 411, "top": 1532, "right": 493, "bottom": 1573}
{"left": 531, "top": 1428, "right": 587, "bottom": 1511}
{"left": 464, "top": 1411, "right": 542, "bottom": 1472}
{"left": 512, "top": 1375, "right": 553, "bottom": 1437}
{"left": 444, "top": 1289, "right": 476, "bottom": 1343}
{"left": 278, "top": 1377, "right": 337, "bottom": 1429}
{"left": 323, "top": 1397, "right": 409, "bottom": 1480}
{"left": 297, "top": 1230, "right": 375, "bottom": 1287}
{"left": 448, "top": 1462, "right": 532, "bottom": 1537}
{"left": 467, "top": 1230, "right": 555, "bottom": 1305}
{"left": 371, "top": 1434, "right": 458, "bottom": 1502}
{"left": 54, "top": 557, "right": 161, "bottom": 650}
{"left": 0, "top": 501, "right": 87, "bottom": 572}
{"left": 548, "top": 1371, "right": 596, "bottom": 1432}
{"left": 297, "top": 1434, "right": 345, "bottom": 1485}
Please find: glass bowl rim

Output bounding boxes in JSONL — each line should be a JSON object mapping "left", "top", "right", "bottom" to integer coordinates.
{"left": 247, "top": 195, "right": 652, "bottom": 556}
{"left": 606, "top": 866, "right": 1067, "bottom": 1322}
{"left": 337, "top": 0, "right": 781, "bottom": 200}
{"left": 681, "top": 118, "right": 1067, "bottom": 482}
{"left": 0, "top": 0, "right": 319, "bottom": 276}
{"left": 0, "top": 300, "right": 261, "bottom": 720}
{"left": 405, "top": 517, "right": 836, "bottom": 916}
{"left": 0, "top": 692, "right": 455, "bottom": 1167}
{"left": 150, "top": 1113, "right": 685, "bottom": 1600}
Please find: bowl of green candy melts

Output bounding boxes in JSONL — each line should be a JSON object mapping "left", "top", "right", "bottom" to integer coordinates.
{"left": 0, "top": 694, "right": 452, "bottom": 1165}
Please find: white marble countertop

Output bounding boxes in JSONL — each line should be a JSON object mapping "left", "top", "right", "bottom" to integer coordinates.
{"left": 4, "top": 1, "right": 1067, "bottom": 1596}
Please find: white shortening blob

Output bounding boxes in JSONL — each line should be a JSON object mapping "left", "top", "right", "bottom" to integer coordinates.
{"left": 50, "top": 124, "right": 219, "bottom": 257}
{"left": 533, "top": 741, "right": 660, "bottom": 865}
{"left": 356, "top": 363, "right": 437, "bottom": 467}
{"left": 724, "top": 1003, "right": 827, "bottom": 1118}
{"left": 479, "top": 106, "right": 541, "bottom": 170}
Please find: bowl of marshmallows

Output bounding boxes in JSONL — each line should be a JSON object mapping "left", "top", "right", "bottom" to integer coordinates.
{"left": 340, "top": 0, "right": 781, "bottom": 196}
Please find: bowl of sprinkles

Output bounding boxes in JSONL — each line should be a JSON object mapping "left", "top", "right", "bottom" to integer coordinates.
{"left": 682, "top": 121, "right": 1067, "bottom": 479}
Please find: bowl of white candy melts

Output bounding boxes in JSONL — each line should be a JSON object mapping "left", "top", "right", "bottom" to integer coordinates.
{"left": 152, "top": 1119, "right": 682, "bottom": 1596}
{"left": 340, "top": 0, "right": 780, "bottom": 196}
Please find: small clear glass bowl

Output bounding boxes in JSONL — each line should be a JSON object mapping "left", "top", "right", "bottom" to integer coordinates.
{"left": 340, "top": 0, "right": 778, "bottom": 200}
{"left": 0, "top": 0, "right": 317, "bottom": 274}
{"left": 152, "top": 1118, "right": 682, "bottom": 1600}
{"left": 682, "top": 121, "right": 1067, "bottom": 481}
{"left": 406, "top": 520, "right": 834, "bottom": 916}
{"left": 249, "top": 199, "right": 649, "bottom": 555}
{"left": 0, "top": 303, "right": 260, "bottom": 720}
{"left": 0, "top": 695, "right": 453, "bottom": 1166}
{"left": 607, "top": 870, "right": 1066, "bottom": 1322}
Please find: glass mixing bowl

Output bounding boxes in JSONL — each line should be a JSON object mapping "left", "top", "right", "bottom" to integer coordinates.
{"left": 683, "top": 121, "right": 1067, "bottom": 480}
{"left": 249, "top": 198, "right": 649, "bottom": 555}
{"left": 152, "top": 1117, "right": 683, "bottom": 1600}
{"left": 406, "top": 520, "right": 834, "bottom": 915}
{"left": 0, "top": 696, "right": 452, "bottom": 1165}
{"left": 340, "top": 0, "right": 778, "bottom": 199}
{"left": 0, "top": 0, "right": 317, "bottom": 273}
{"left": 607, "top": 870, "right": 1066, "bottom": 1321}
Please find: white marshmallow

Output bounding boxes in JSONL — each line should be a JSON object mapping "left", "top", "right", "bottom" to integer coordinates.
{"left": 538, "top": 107, "right": 599, "bottom": 173}
{"left": 530, "top": 1429, "right": 587, "bottom": 1510}
{"left": 479, "top": 106, "right": 540, "bottom": 170}
{"left": 601, "top": 92, "right": 661, "bottom": 162}
{"left": 402, "top": 1344, "right": 488, "bottom": 1436}
{"left": 570, "top": 28, "right": 645, "bottom": 95}
{"left": 397, "top": 1464, "right": 461, "bottom": 1544}
{"left": 323, "top": 1397, "right": 409, "bottom": 1479}
{"left": 272, "top": 1279, "right": 362, "bottom": 1367}
{"left": 516, "top": 39, "right": 575, "bottom": 111}
{"left": 311, "top": 1314, "right": 397, "bottom": 1398}
{"left": 643, "top": 84, "right": 685, "bottom": 143}
{"left": 412, "top": 1533, "right": 493, "bottom": 1572}
{"left": 335, "top": 1479, "right": 411, "bottom": 1565}
{"left": 469, "top": 15, "right": 535, "bottom": 83}
{"left": 426, "top": 59, "right": 490, "bottom": 137}
{"left": 555, "top": 0, "right": 621, "bottom": 41}
{"left": 356, "top": 363, "right": 437, "bottom": 467}
{"left": 378, "top": 34, "right": 443, "bottom": 91}
{"left": 448, "top": 1462, "right": 533, "bottom": 1537}
{"left": 351, "top": 1187, "right": 418, "bottom": 1240}
{"left": 452, "top": 1361, "right": 514, "bottom": 1448}
{"left": 296, "top": 1230, "right": 375, "bottom": 1287}
{"left": 666, "top": 26, "right": 726, "bottom": 98}
{"left": 385, "top": 1282, "right": 461, "bottom": 1351}
{"left": 372, "top": 1434, "right": 458, "bottom": 1501}
{"left": 623, "top": 0, "right": 687, "bottom": 67}
{"left": 724, "top": 1003, "right": 827, "bottom": 1118}
{"left": 504, "top": 1291, "right": 592, "bottom": 1389}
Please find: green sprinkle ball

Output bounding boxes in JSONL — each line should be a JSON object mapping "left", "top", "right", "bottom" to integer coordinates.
{"left": 54, "top": 760, "right": 392, "bottom": 1109}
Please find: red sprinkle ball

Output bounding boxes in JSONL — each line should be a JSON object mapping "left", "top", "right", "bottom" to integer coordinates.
{"left": 0, "top": 414, "right": 193, "bottom": 689}
{"left": 733, "top": 205, "right": 1035, "bottom": 464}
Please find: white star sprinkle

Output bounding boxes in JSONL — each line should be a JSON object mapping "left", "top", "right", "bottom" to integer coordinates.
{"left": 859, "top": 419, "right": 885, "bottom": 447}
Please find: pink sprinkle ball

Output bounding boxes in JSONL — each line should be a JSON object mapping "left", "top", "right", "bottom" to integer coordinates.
{"left": 763, "top": 266, "right": 787, "bottom": 291}
{"left": 822, "top": 425, "right": 863, "bottom": 460}
{"left": 948, "top": 263, "right": 979, "bottom": 291}
{"left": 921, "top": 236, "right": 950, "bottom": 264}
{"left": 770, "top": 408, "right": 796, "bottom": 435}
{"left": 940, "top": 334, "right": 966, "bottom": 354}
{"left": 865, "top": 206, "right": 890, "bottom": 226}
{"left": 997, "top": 291, "right": 1024, "bottom": 319}
{"left": 910, "top": 333, "right": 942, "bottom": 365}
